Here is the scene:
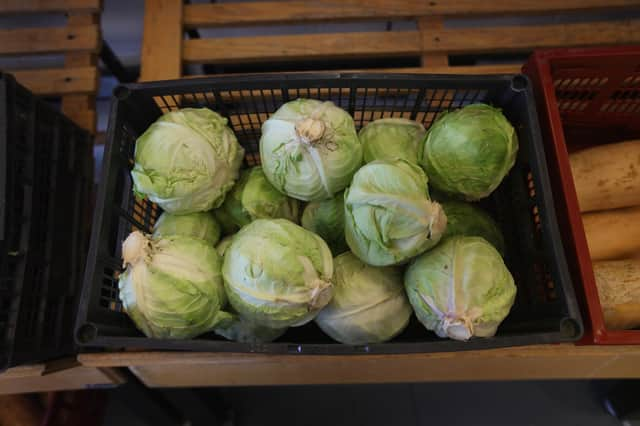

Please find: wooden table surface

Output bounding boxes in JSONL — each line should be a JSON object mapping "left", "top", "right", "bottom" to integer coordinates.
{"left": 79, "top": 344, "right": 640, "bottom": 388}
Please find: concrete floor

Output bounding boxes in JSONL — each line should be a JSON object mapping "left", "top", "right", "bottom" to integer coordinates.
{"left": 221, "top": 381, "right": 619, "bottom": 426}
{"left": 103, "top": 380, "right": 623, "bottom": 426}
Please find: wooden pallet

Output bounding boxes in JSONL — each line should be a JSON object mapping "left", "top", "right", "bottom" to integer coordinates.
{"left": 0, "top": 0, "right": 102, "bottom": 132}
{"left": 141, "top": 0, "right": 640, "bottom": 82}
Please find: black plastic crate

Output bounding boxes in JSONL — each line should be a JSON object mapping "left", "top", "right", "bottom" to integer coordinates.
{"left": 77, "top": 73, "right": 582, "bottom": 354}
{"left": 0, "top": 73, "right": 93, "bottom": 371}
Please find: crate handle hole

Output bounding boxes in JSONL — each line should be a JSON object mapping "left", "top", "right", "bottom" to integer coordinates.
{"left": 559, "top": 317, "right": 582, "bottom": 339}
{"left": 76, "top": 323, "right": 98, "bottom": 344}
{"left": 511, "top": 75, "right": 529, "bottom": 92}
{"left": 113, "top": 86, "right": 131, "bottom": 100}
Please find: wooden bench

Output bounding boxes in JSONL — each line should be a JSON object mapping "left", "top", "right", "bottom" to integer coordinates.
{"left": 0, "top": 0, "right": 102, "bottom": 132}
{"left": 141, "top": 0, "right": 640, "bottom": 81}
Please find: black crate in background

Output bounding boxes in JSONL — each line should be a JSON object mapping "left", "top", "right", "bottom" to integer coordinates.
{"left": 77, "top": 73, "right": 583, "bottom": 354}
{"left": 0, "top": 73, "right": 93, "bottom": 371}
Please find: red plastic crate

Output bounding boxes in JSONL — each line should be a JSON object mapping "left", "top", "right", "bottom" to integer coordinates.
{"left": 524, "top": 46, "right": 640, "bottom": 344}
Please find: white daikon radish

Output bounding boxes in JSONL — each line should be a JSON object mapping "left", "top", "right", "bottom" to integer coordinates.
{"left": 570, "top": 140, "right": 640, "bottom": 212}
{"left": 583, "top": 206, "right": 640, "bottom": 261}
{"left": 593, "top": 259, "right": 640, "bottom": 330}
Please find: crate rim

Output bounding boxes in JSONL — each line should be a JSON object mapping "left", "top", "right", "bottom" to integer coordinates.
{"left": 115, "top": 72, "right": 531, "bottom": 95}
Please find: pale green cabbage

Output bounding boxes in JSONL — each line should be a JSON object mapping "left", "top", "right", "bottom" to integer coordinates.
{"left": 344, "top": 159, "right": 447, "bottom": 266}
{"left": 404, "top": 236, "right": 516, "bottom": 341}
{"left": 215, "top": 235, "right": 234, "bottom": 258}
{"left": 359, "top": 118, "right": 425, "bottom": 164}
{"left": 260, "top": 99, "right": 362, "bottom": 201}
{"left": 152, "top": 211, "right": 221, "bottom": 246}
{"left": 131, "top": 108, "right": 244, "bottom": 214}
{"left": 316, "top": 252, "right": 412, "bottom": 344}
{"left": 300, "top": 191, "right": 348, "bottom": 256}
{"left": 118, "top": 231, "right": 228, "bottom": 339}
{"left": 214, "top": 166, "right": 299, "bottom": 234}
{"left": 213, "top": 311, "right": 287, "bottom": 344}
{"left": 440, "top": 200, "right": 505, "bottom": 256}
{"left": 222, "top": 219, "right": 333, "bottom": 328}
{"left": 420, "top": 103, "right": 518, "bottom": 200}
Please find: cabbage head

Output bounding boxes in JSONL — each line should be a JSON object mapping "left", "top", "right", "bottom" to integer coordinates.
{"left": 215, "top": 235, "right": 234, "bottom": 258}
{"left": 440, "top": 200, "right": 505, "bottom": 256}
{"left": 118, "top": 231, "right": 228, "bottom": 339}
{"left": 359, "top": 118, "right": 425, "bottom": 165}
{"left": 404, "top": 236, "right": 516, "bottom": 341}
{"left": 213, "top": 310, "right": 287, "bottom": 344}
{"left": 260, "top": 99, "right": 362, "bottom": 201}
{"left": 131, "top": 108, "right": 244, "bottom": 214}
{"left": 222, "top": 219, "right": 333, "bottom": 328}
{"left": 214, "top": 166, "right": 299, "bottom": 233}
{"left": 344, "top": 159, "right": 447, "bottom": 266}
{"left": 420, "top": 103, "right": 518, "bottom": 200}
{"left": 316, "top": 252, "right": 411, "bottom": 344}
{"left": 300, "top": 191, "right": 348, "bottom": 256}
{"left": 152, "top": 211, "right": 221, "bottom": 246}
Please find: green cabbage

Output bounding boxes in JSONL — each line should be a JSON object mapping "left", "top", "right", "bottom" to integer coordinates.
{"left": 344, "top": 159, "right": 447, "bottom": 266}
{"left": 215, "top": 235, "right": 234, "bottom": 258}
{"left": 131, "top": 108, "right": 244, "bottom": 214}
{"left": 118, "top": 231, "right": 228, "bottom": 339}
{"left": 316, "top": 252, "right": 412, "bottom": 344}
{"left": 440, "top": 200, "right": 505, "bottom": 256}
{"left": 152, "top": 211, "right": 221, "bottom": 246}
{"left": 214, "top": 166, "right": 299, "bottom": 233}
{"left": 213, "top": 311, "right": 287, "bottom": 344}
{"left": 405, "top": 236, "right": 516, "bottom": 341}
{"left": 420, "top": 103, "right": 518, "bottom": 200}
{"left": 300, "top": 191, "right": 348, "bottom": 256}
{"left": 222, "top": 219, "right": 333, "bottom": 328}
{"left": 260, "top": 99, "right": 362, "bottom": 201}
{"left": 359, "top": 118, "right": 425, "bottom": 164}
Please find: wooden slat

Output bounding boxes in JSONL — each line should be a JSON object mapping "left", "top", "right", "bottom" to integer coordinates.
{"left": 79, "top": 344, "right": 640, "bottom": 387}
{"left": 183, "top": 31, "right": 422, "bottom": 64}
{"left": 0, "top": 24, "right": 100, "bottom": 56}
{"left": 424, "top": 19, "right": 640, "bottom": 54}
{"left": 184, "top": 64, "right": 523, "bottom": 80}
{"left": 183, "top": 0, "right": 640, "bottom": 28}
{"left": 418, "top": 17, "right": 448, "bottom": 67}
{"left": 62, "top": 13, "right": 99, "bottom": 133}
{"left": 141, "top": 0, "right": 182, "bottom": 81}
{"left": 0, "top": 0, "right": 101, "bottom": 14}
{"left": 12, "top": 67, "right": 98, "bottom": 95}
{"left": 399, "top": 64, "right": 522, "bottom": 74}
{"left": 0, "top": 366, "right": 126, "bottom": 395}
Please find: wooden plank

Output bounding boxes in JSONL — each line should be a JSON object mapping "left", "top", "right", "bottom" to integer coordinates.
{"left": 12, "top": 67, "right": 98, "bottom": 95}
{"left": 79, "top": 345, "right": 640, "bottom": 387}
{"left": 141, "top": 0, "right": 183, "bottom": 81}
{"left": 0, "top": 25, "right": 100, "bottom": 56}
{"left": 63, "top": 13, "right": 99, "bottom": 133}
{"left": 418, "top": 17, "right": 448, "bottom": 67}
{"left": 0, "top": 0, "right": 101, "bottom": 14}
{"left": 424, "top": 19, "right": 640, "bottom": 54}
{"left": 183, "top": 31, "right": 422, "bottom": 64}
{"left": 184, "top": 64, "right": 522, "bottom": 79}
{"left": 183, "top": 0, "right": 640, "bottom": 28}
{"left": 390, "top": 64, "right": 522, "bottom": 74}
{"left": 63, "top": 107, "right": 96, "bottom": 132}
{"left": 0, "top": 366, "right": 126, "bottom": 395}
